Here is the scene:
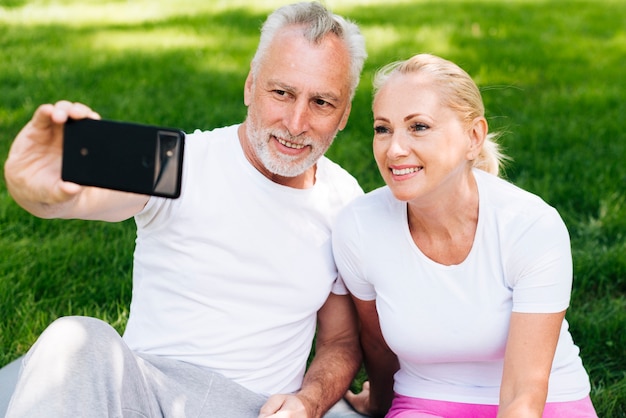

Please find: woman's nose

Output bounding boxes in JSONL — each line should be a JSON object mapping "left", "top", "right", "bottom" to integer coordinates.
{"left": 387, "top": 133, "right": 410, "bottom": 159}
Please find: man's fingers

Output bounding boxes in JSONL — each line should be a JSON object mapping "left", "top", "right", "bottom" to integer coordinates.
{"left": 29, "top": 103, "right": 56, "bottom": 130}
{"left": 63, "top": 101, "right": 100, "bottom": 121}
{"left": 258, "top": 395, "right": 286, "bottom": 418}
{"left": 58, "top": 180, "right": 83, "bottom": 196}
{"left": 30, "top": 101, "right": 100, "bottom": 133}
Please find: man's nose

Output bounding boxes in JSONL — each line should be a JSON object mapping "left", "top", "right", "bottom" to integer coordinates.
{"left": 284, "top": 101, "right": 310, "bottom": 137}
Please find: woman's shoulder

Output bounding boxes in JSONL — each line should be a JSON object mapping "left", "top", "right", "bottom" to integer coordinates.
{"left": 335, "top": 186, "right": 401, "bottom": 229}
{"left": 347, "top": 185, "right": 398, "bottom": 212}
{"left": 474, "top": 169, "right": 568, "bottom": 240}
{"left": 475, "top": 169, "right": 555, "bottom": 214}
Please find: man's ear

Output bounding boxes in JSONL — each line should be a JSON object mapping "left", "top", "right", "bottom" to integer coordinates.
{"left": 467, "top": 116, "right": 488, "bottom": 160}
{"left": 243, "top": 69, "right": 254, "bottom": 107}
{"left": 338, "top": 102, "right": 352, "bottom": 131}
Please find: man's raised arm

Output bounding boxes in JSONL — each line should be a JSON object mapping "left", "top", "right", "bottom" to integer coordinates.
{"left": 4, "top": 101, "right": 149, "bottom": 222}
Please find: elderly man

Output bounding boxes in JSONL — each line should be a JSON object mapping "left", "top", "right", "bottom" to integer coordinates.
{"left": 3, "top": 2, "right": 367, "bottom": 417}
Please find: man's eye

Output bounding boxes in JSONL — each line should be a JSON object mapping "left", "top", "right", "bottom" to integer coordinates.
{"left": 314, "top": 98, "right": 330, "bottom": 107}
{"left": 274, "top": 90, "right": 287, "bottom": 96}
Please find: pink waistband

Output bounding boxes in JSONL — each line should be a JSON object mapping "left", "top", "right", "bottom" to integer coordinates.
{"left": 386, "top": 394, "right": 597, "bottom": 418}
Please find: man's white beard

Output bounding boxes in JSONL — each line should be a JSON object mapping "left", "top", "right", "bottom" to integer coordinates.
{"left": 245, "top": 120, "right": 320, "bottom": 178}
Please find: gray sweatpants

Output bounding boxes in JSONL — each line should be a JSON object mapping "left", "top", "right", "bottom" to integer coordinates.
{"left": 5, "top": 316, "right": 362, "bottom": 418}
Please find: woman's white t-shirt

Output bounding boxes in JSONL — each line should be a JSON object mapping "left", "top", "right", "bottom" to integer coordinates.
{"left": 332, "top": 169, "right": 590, "bottom": 404}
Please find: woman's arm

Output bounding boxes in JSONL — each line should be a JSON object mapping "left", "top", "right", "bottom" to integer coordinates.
{"left": 346, "top": 297, "right": 399, "bottom": 417}
{"left": 498, "top": 310, "right": 566, "bottom": 417}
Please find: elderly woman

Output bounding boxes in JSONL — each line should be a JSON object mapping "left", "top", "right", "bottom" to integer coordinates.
{"left": 333, "top": 53, "right": 597, "bottom": 417}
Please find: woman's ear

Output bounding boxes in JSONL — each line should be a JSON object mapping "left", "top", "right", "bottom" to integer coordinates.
{"left": 467, "top": 116, "right": 488, "bottom": 160}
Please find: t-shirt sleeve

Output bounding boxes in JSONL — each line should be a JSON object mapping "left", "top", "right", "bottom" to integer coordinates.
{"left": 330, "top": 274, "right": 349, "bottom": 296}
{"left": 135, "top": 130, "right": 203, "bottom": 229}
{"left": 506, "top": 207, "right": 573, "bottom": 313}
{"left": 332, "top": 205, "right": 377, "bottom": 301}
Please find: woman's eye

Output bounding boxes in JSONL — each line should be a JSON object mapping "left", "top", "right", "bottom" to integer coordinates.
{"left": 411, "top": 123, "right": 429, "bottom": 132}
{"left": 374, "top": 125, "right": 389, "bottom": 134}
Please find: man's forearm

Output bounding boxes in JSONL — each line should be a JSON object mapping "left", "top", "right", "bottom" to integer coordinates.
{"left": 298, "top": 338, "right": 362, "bottom": 418}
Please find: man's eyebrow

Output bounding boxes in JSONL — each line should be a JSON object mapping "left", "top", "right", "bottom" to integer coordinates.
{"left": 267, "top": 79, "right": 341, "bottom": 103}
{"left": 313, "top": 92, "right": 340, "bottom": 103}
{"left": 267, "top": 79, "right": 291, "bottom": 90}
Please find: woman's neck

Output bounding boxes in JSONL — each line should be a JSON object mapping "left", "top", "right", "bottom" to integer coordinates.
{"left": 407, "top": 171, "right": 479, "bottom": 265}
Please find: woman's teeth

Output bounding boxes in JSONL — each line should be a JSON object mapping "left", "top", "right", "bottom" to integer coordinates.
{"left": 391, "top": 167, "right": 421, "bottom": 175}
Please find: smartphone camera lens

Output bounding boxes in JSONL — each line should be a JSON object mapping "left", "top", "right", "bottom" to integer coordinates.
{"left": 158, "top": 132, "right": 180, "bottom": 160}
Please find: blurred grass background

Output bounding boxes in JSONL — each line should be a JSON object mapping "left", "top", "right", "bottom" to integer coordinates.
{"left": 1, "top": 0, "right": 625, "bottom": 415}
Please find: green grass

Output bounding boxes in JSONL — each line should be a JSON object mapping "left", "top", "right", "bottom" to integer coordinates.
{"left": 1, "top": 0, "right": 625, "bottom": 416}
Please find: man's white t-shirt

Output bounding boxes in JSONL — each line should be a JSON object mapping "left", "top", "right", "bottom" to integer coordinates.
{"left": 122, "top": 124, "right": 363, "bottom": 395}
{"left": 332, "top": 169, "right": 591, "bottom": 404}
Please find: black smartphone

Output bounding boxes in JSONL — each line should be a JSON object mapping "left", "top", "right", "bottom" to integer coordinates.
{"left": 62, "top": 118, "right": 185, "bottom": 198}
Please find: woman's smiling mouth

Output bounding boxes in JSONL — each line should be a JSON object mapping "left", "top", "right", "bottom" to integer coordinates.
{"left": 391, "top": 166, "right": 422, "bottom": 176}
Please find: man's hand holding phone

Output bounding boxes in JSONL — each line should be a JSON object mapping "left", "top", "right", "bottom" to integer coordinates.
{"left": 4, "top": 101, "right": 184, "bottom": 222}
{"left": 4, "top": 101, "right": 100, "bottom": 218}
{"left": 62, "top": 118, "right": 185, "bottom": 199}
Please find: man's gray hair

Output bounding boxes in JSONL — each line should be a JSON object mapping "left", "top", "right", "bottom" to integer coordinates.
{"left": 251, "top": 1, "right": 367, "bottom": 100}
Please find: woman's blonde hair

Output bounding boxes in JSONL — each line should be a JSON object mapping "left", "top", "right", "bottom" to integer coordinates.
{"left": 373, "top": 53, "right": 507, "bottom": 176}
